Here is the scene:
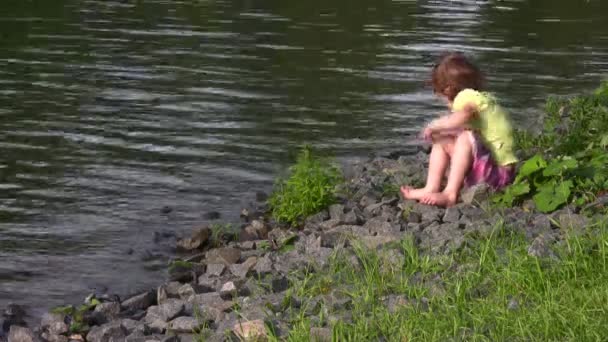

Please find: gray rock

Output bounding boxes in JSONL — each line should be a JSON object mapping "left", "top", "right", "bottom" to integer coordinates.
{"left": 188, "top": 293, "right": 231, "bottom": 313}
{"left": 86, "top": 322, "right": 127, "bottom": 342}
{"left": 342, "top": 208, "right": 363, "bottom": 225}
{"left": 205, "top": 263, "right": 226, "bottom": 277}
{"left": 121, "top": 291, "right": 156, "bottom": 313}
{"left": 461, "top": 184, "right": 491, "bottom": 205}
{"left": 319, "top": 219, "right": 341, "bottom": 230}
{"left": 168, "top": 316, "right": 200, "bottom": 333}
{"left": 507, "top": 298, "right": 520, "bottom": 311}
{"left": 8, "top": 326, "right": 37, "bottom": 342}
{"left": 304, "top": 210, "right": 330, "bottom": 227}
{"left": 363, "top": 217, "right": 400, "bottom": 235}
{"left": 40, "top": 333, "right": 67, "bottom": 342}
{"left": 94, "top": 302, "right": 120, "bottom": 321}
{"left": 251, "top": 220, "right": 269, "bottom": 239}
{"left": 328, "top": 204, "right": 345, "bottom": 221}
{"left": 145, "top": 299, "right": 185, "bottom": 324}
{"left": 310, "top": 327, "right": 332, "bottom": 342}
{"left": 361, "top": 235, "right": 398, "bottom": 250}
{"left": 271, "top": 276, "right": 289, "bottom": 293}
{"left": 229, "top": 256, "right": 257, "bottom": 278}
{"left": 219, "top": 281, "right": 238, "bottom": 300}
{"left": 176, "top": 227, "right": 211, "bottom": 251}
{"left": 557, "top": 213, "right": 589, "bottom": 230}
{"left": 41, "top": 313, "right": 68, "bottom": 336}
{"left": 404, "top": 211, "right": 422, "bottom": 224}
{"left": 527, "top": 235, "right": 554, "bottom": 258}
{"left": 177, "top": 284, "right": 196, "bottom": 299}
{"left": 415, "top": 204, "right": 444, "bottom": 223}
{"left": 162, "top": 335, "right": 180, "bottom": 342}
{"left": 442, "top": 207, "right": 461, "bottom": 223}
{"left": 119, "top": 319, "right": 140, "bottom": 334}
{"left": 254, "top": 254, "right": 273, "bottom": 276}
{"left": 197, "top": 275, "right": 221, "bottom": 292}
{"left": 205, "top": 248, "right": 241, "bottom": 266}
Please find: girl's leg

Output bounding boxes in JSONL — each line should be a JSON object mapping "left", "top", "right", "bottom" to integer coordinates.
{"left": 401, "top": 140, "right": 452, "bottom": 200}
{"left": 421, "top": 132, "right": 473, "bottom": 206}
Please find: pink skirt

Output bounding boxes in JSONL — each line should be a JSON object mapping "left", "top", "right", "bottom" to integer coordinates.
{"left": 464, "top": 131, "right": 515, "bottom": 190}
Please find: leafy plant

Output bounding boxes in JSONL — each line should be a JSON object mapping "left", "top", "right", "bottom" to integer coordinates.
{"left": 269, "top": 146, "right": 342, "bottom": 226}
{"left": 495, "top": 82, "right": 608, "bottom": 212}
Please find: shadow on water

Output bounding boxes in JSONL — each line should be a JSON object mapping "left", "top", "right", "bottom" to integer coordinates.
{"left": 0, "top": 0, "right": 607, "bottom": 315}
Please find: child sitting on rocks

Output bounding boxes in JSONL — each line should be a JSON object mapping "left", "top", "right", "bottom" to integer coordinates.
{"left": 401, "top": 52, "right": 518, "bottom": 207}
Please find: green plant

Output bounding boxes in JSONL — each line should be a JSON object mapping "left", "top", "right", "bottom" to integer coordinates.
{"left": 496, "top": 82, "right": 608, "bottom": 212}
{"left": 269, "top": 146, "right": 342, "bottom": 226}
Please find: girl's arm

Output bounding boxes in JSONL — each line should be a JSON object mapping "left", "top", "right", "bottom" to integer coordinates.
{"left": 427, "top": 103, "right": 477, "bottom": 132}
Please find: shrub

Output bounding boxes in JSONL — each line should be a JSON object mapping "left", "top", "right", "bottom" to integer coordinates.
{"left": 495, "top": 81, "right": 608, "bottom": 211}
{"left": 269, "top": 147, "right": 342, "bottom": 226}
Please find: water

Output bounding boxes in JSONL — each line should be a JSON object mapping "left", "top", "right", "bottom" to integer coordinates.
{"left": 0, "top": 0, "right": 607, "bottom": 315}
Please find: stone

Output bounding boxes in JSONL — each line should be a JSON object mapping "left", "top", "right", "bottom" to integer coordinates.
{"left": 40, "top": 313, "right": 68, "bottom": 336}
{"left": 240, "top": 226, "right": 259, "bottom": 242}
{"left": 442, "top": 207, "right": 461, "bottom": 223}
{"left": 251, "top": 220, "right": 269, "bottom": 239}
{"left": 161, "top": 336, "right": 180, "bottom": 342}
{"left": 188, "top": 293, "right": 232, "bottom": 313}
{"left": 254, "top": 254, "right": 273, "bottom": 276}
{"left": 461, "top": 184, "right": 491, "bottom": 205}
{"left": 176, "top": 227, "right": 211, "bottom": 251}
{"left": 197, "top": 275, "right": 222, "bottom": 291}
{"left": 8, "top": 326, "right": 37, "bottom": 342}
{"left": 404, "top": 211, "right": 422, "bottom": 224}
{"left": 145, "top": 299, "right": 185, "bottom": 324}
{"left": 168, "top": 316, "right": 200, "bottom": 333}
{"left": 206, "top": 247, "right": 241, "bottom": 266}
{"left": 232, "top": 320, "right": 266, "bottom": 341}
{"left": 328, "top": 204, "right": 345, "bottom": 221}
{"left": 527, "top": 235, "right": 553, "bottom": 258}
{"left": 361, "top": 235, "right": 398, "bottom": 250}
{"left": 271, "top": 277, "right": 289, "bottom": 293}
{"left": 94, "top": 302, "right": 120, "bottom": 321}
{"left": 342, "top": 208, "right": 363, "bottom": 225}
{"left": 220, "top": 282, "right": 238, "bottom": 300}
{"left": 157, "top": 286, "right": 169, "bottom": 306}
{"left": 310, "top": 327, "right": 331, "bottom": 342}
{"left": 240, "top": 241, "right": 256, "bottom": 250}
{"left": 507, "top": 298, "right": 520, "bottom": 311}
{"left": 557, "top": 213, "right": 589, "bottom": 230}
{"left": 385, "top": 295, "right": 410, "bottom": 313}
{"left": 86, "top": 322, "right": 127, "bottom": 342}
{"left": 177, "top": 284, "right": 196, "bottom": 299}
{"left": 319, "top": 219, "right": 341, "bottom": 230}
{"left": 229, "top": 256, "right": 258, "bottom": 278}
{"left": 119, "top": 319, "right": 140, "bottom": 334}
{"left": 121, "top": 291, "right": 156, "bottom": 313}
{"left": 204, "top": 211, "right": 221, "bottom": 220}
{"left": 363, "top": 217, "right": 400, "bottom": 236}
{"left": 206, "top": 263, "right": 226, "bottom": 277}
{"left": 304, "top": 210, "right": 330, "bottom": 227}
{"left": 40, "top": 333, "right": 67, "bottom": 342}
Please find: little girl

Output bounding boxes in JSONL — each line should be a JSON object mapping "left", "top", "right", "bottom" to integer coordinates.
{"left": 401, "top": 52, "right": 518, "bottom": 207}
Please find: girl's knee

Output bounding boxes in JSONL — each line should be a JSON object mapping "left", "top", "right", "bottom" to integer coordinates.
{"left": 455, "top": 131, "right": 473, "bottom": 147}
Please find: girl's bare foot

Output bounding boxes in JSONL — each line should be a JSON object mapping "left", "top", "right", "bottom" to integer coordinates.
{"left": 400, "top": 186, "right": 433, "bottom": 200}
{"left": 420, "top": 191, "right": 458, "bottom": 207}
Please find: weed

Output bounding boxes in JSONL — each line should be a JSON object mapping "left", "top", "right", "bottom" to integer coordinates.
{"left": 269, "top": 146, "right": 342, "bottom": 226}
{"left": 495, "top": 82, "right": 608, "bottom": 212}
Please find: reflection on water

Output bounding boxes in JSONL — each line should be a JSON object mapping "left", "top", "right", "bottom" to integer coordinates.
{"left": 0, "top": 0, "right": 607, "bottom": 314}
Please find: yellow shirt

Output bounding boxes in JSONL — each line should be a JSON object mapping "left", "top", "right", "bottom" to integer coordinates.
{"left": 452, "top": 89, "right": 518, "bottom": 166}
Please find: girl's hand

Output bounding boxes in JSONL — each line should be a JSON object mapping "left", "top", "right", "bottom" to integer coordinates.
{"left": 422, "top": 127, "right": 433, "bottom": 142}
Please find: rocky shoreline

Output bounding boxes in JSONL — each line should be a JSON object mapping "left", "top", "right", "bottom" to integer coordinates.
{"left": 1, "top": 148, "right": 602, "bottom": 342}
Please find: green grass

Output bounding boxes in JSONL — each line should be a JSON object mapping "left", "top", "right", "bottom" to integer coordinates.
{"left": 273, "top": 221, "right": 608, "bottom": 341}
{"left": 269, "top": 146, "right": 342, "bottom": 226}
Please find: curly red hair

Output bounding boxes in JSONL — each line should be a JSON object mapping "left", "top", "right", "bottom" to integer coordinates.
{"left": 431, "top": 52, "right": 484, "bottom": 101}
